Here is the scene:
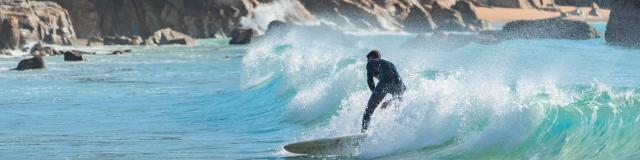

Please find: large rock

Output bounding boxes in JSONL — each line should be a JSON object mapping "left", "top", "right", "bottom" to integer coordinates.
{"left": 63, "top": 51, "right": 84, "bottom": 61}
{"left": 229, "top": 28, "right": 257, "bottom": 45}
{"left": 145, "top": 28, "right": 195, "bottom": 45}
{"left": 452, "top": 1, "right": 487, "bottom": 31}
{"left": 431, "top": 1, "right": 467, "bottom": 31}
{"left": 605, "top": 0, "right": 640, "bottom": 47}
{"left": 500, "top": 17, "right": 599, "bottom": 40}
{"left": 0, "top": 17, "right": 21, "bottom": 50}
{"left": 0, "top": 0, "right": 76, "bottom": 46}
{"left": 14, "top": 55, "right": 45, "bottom": 71}
{"left": 401, "top": 4, "right": 437, "bottom": 32}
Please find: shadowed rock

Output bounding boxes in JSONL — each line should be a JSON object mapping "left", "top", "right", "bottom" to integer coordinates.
{"left": 229, "top": 28, "right": 257, "bottom": 45}
{"left": 500, "top": 17, "right": 599, "bottom": 40}
{"left": 0, "top": 17, "right": 21, "bottom": 50}
{"left": 605, "top": 0, "right": 640, "bottom": 47}
{"left": 63, "top": 51, "right": 84, "bottom": 61}
{"left": 14, "top": 56, "right": 45, "bottom": 71}
{"left": 431, "top": 1, "right": 467, "bottom": 31}
{"left": 452, "top": 1, "right": 487, "bottom": 31}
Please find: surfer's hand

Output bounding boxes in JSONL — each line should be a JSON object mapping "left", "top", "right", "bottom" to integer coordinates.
{"left": 380, "top": 101, "right": 390, "bottom": 109}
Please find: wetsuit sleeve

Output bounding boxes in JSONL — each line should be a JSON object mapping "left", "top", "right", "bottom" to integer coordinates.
{"left": 367, "top": 62, "right": 375, "bottom": 91}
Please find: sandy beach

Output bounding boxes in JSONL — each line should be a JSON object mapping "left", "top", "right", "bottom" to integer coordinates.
{"left": 476, "top": 6, "right": 610, "bottom": 28}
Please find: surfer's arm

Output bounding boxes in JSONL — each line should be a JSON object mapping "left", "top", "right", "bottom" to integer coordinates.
{"left": 367, "top": 63, "right": 375, "bottom": 91}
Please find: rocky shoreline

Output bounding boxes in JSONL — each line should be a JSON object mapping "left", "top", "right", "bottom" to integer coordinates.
{"left": 0, "top": 0, "right": 638, "bottom": 70}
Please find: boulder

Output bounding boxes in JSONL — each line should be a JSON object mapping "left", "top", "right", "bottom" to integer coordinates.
{"left": 229, "top": 28, "right": 257, "bottom": 45}
{"left": 431, "top": 1, "right": 467, "bottom": 31}
{"left": 606, "top": 0, "right": 640, "bottom": 47}
{"left": 145, "top": 28, "right": 195, "bottom": 45}
{"left": 14, "top": 55, "right": 45, "bottom": 71}
{"left": 452, "top": 1, "right": 487, "bottom": 31}
{"left": 63, "top": 51, "right": 84, "bottom": 61}
{"left": 0, "top": 17, "right": 21, "bottom": 50}
{"left": 500, "top": 17, "right": 599, "bottom": 40}
{"left": 588, "top": 2, "right": 601, "bottom": 17}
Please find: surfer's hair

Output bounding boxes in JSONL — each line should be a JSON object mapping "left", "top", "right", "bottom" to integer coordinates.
{"left": 367, "top": 50, "right": 381, "bottom": 59}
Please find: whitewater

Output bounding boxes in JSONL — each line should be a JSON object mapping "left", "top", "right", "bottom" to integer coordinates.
{"left": 0, "top": 22, "right": 639, "bottom": 159}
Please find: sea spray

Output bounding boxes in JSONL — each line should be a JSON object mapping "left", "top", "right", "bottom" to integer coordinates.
{"left": 241, "top": 24, "right": 640, "bottom": 159}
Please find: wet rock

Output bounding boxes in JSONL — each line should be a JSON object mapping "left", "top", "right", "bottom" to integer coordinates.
{"left": 0, "top": 17, "right": 21, "bottom": 50}
{"left": 229, "top": 28, "right": 257, "bottom": 45}
{"left": 500, "top": 17, "right": 599, "bottom": 40}
{"left": 606, "top": 0, "right": 640, "bottom": 47}
{"left": 145, "top": 28, "right": 195, "bottom": 45}
{"left": 14, "top": 55, "right": 45, "bottom": 71}
{"left": 63, "top": 51, "right": 84, "bottom": 61}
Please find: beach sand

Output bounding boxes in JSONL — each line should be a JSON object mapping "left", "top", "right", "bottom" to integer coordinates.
{"left": 476, "top": 6, "right": 610, "bottom": 28}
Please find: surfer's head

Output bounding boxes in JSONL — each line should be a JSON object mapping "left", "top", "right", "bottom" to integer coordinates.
{"left": 367, "top": 50, "right": 381, "bottom": 61}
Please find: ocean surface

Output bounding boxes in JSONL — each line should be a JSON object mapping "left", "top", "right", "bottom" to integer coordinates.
{"left": 1, "top": 23, "right": 639, "bottom": 159}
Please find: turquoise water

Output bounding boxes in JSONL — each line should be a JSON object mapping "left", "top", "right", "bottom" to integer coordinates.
{"left": 1, "top": 23, "right": 639, "bottom": 159}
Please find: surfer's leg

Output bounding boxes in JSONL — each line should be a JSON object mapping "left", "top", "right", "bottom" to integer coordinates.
{"left": 362, "top": 85, "right": 388, "bottom": 133}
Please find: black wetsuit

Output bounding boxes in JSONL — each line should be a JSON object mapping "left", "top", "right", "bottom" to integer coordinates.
{"left": 362, "top": 59, "right": 405, "bottom": 132}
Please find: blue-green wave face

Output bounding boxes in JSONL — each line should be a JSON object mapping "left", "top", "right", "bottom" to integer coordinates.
{"left": 241, "top": 23, "right": 640, "bottom": 159}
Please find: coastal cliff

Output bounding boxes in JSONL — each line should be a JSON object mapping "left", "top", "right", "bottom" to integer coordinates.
{"left": 44, "top": 0, "right": 487, "bottom": 39}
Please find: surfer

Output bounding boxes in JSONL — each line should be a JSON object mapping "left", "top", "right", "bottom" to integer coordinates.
{"left": 361, "top": 50, "right": 405, "bottom": 133}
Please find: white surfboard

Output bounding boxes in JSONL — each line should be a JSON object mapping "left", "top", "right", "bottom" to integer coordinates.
{"left": 284, "top": 133, "right": 368, "bottom": 155}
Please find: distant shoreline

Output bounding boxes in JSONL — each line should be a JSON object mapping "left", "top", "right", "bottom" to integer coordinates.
{"left": 477, "top": 6, "right": 610, "bottom": 25}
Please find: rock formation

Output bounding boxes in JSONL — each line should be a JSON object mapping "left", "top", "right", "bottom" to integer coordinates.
{"left": 605, "top": 0, "right": 640, "bottom": 47}
{"left": 14, "top": 55, "right": 45, "bottom": 70}
{"left": 0, "top": 0, "right": 76, "bottom": 46}
{"left": 63, "top": 51, "right": 84, "bottom": 61}
{"left": 588, "top": 2, "right": 602, "bottom": 16}
{"left": 145, "top": 28, "right": 195, "bottom": 45}
{"left": 48, "top": 0, "right": 271, "bottom": 39}
{"left": 0, "top": 17, "right": 21, "bottom": 50}
{"left": 229, "top": 28, "right": 257, "bottom": 45}
{"left": 500, "top": 17, "right": 599, "bottom": 40}
{"left": 401, "top": 4, "right": 437, "bottom": 32}
{"left": 44, "top": 0, "right": 493, "bottom": 40}
{"left": 431, "top": 1, "right": 467, "bottom": 31}
{"left": 452, "top": 1, "right": 487, "bottom": 31}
